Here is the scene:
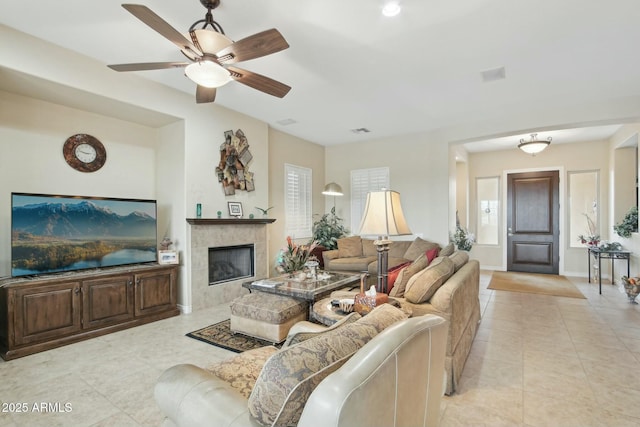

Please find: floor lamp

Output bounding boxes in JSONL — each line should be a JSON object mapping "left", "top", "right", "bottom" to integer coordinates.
{"left": 358, "top": 190, "right": 412, "bottom": 294}
{"left": 322, "top": 182, "right": 343, "bottom": 210}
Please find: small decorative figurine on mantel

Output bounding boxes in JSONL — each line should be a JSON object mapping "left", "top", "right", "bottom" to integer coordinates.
{"left": 255, "top": 206, "right": 274, "bottom": 217}
{"left": 160, "top": 237, "right": 173, "bottom": 250}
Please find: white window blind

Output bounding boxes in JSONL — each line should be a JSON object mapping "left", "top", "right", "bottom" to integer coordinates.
{"left": 350, "top": 167, "right": 390, "bottom": 232}
{"left": 284, "top": 163, "right": 312, "bottom": 239}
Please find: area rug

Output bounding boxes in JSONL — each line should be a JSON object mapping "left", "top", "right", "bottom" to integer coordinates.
{"left": 186, "top": 319, "right": 281, "bottom": 353}
{"left": 488, "top": 271, "right": 586, "bottom": 299}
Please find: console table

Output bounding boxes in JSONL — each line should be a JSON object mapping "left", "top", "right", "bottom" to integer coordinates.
{"left": 587, "top": 247, "right": 631, "bottom": 294}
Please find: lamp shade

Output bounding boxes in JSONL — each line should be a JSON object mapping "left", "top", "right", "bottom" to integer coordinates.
{"left": 359, "top": 190, "right": 412, "bottom": 237}
{"left": 322, "top": 182, "right": 343, "bottom": 196}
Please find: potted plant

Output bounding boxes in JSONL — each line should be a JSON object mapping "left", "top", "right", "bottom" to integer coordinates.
{"left": 451, "top": 226, "right": 475, "bottom": 251}
{"left": 614, "top": 206, "right": 638, "bottom": 238}
{"left": 312, "top": 207, "right": 349, "bottom": 250}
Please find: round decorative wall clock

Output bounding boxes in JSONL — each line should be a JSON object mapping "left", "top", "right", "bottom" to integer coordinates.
{"left": 63, "top": 134, "right": 107, "bottom": 172}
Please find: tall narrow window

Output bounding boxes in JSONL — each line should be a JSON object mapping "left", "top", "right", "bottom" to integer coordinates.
{"left": 476, "top": 176, "right": 499, "bottom": 245}
{"left": 350, "top": 167, "right": 390, "bottom": 232}
{"left": 569, "top": 170, "right": 599, "bottom": 248}
{"left": 285, "top": 163, "right": 312, "bottom": 239}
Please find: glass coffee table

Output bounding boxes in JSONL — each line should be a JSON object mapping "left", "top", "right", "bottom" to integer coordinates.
{"left": 242, "top": 271, "right": 361, "bottom": 302}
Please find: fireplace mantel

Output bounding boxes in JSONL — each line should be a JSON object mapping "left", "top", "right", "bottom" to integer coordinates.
{"left": 186, "top": 218, "right": 276, "bottom": 225}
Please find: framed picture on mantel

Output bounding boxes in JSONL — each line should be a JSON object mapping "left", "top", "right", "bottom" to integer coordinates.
{"left": 228, "top": 202, "right": 243, "bottom": 218}
{"left": 158, "top": 250, "right": 179, "bottom": 265}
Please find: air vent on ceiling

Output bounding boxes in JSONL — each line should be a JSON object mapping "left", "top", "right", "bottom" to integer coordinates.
{"left": 350, "top": 128, "right": 371, "bottom": 134}
{"left": 481, "top": 66, "right": 506, "bottom": 83}
{"left": 276, "top": 118, "right": 297, "bottom": 126}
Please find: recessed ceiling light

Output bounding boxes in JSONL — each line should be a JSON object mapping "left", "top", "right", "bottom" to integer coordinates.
{"left": 382, "top": 1, "right": 401, "bottom": 17}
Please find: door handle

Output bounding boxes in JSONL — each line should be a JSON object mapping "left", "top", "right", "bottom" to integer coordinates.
{"left": 508, "top": 227, "right": 514, "bottom": 236}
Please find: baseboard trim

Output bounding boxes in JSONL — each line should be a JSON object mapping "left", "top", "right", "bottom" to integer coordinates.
{"left": 178, "top": 304, "right": 192, "bottom": 314}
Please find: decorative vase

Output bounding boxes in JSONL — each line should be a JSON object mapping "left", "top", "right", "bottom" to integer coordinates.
{"left": 622, "top": 276, "right": 640, "bottom": 304}
{"left": 305, "top": 260, "right": 319, "bottom": 279}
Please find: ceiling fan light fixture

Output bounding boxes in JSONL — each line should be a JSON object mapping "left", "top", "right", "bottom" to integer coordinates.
{"left": 188, "top": 29, "right": 233, "bottom": 55}
{"left": 518, "top": 133, "right": 552, "bottom": 155}
{"left": 185, "top": 61, "right": 232, "bottom": 88}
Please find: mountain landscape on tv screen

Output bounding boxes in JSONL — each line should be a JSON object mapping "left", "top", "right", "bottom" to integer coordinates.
{"left": 11, "top": 198, "right": 157, "bottom": 276}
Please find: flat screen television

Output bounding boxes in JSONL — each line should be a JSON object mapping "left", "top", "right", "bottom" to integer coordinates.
{"left": 11, "top": 192, "right": 158, "bottom": 277}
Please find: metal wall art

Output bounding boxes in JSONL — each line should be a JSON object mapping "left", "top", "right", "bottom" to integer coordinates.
{"left": 216, "top": 129, "right": 254, "bottom": 195}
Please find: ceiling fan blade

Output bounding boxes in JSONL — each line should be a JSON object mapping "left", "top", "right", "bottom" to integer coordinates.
{"left": 196, "top": 86, "right": 217, "bottom": 103}
{"left": 122, "top": 4, "right": 202, "bottom": 57}
{"left": 108, "top": 62, "right": 189, "bottom": 72}
{"left": 226, "top": 66, "right": 291, "bottom": 98}
{"left": 215, "top": 29, "right": 289, "bottom": 64}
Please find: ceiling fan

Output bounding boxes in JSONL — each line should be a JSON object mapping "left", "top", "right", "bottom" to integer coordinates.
{"left": 108, "top": 0, "right": 291, "bottom": 103}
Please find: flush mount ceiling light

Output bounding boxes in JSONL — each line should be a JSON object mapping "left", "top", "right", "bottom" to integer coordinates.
{"left": 518, "top": 133, "right": 552, "bottom": 155}
{"left": 382, "top": 1, "right": 401, "bottom": 17}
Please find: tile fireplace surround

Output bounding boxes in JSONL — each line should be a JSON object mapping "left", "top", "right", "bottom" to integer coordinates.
{"left": 187, "top": 218, "right": 275, "bottom": 312}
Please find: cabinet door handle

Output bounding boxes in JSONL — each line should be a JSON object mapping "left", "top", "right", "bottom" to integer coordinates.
{"left": 128, "top": 280, "right": 133, "bottom": 286}
{"left": 74, "top": 287, "right": 81, "bottom": 295}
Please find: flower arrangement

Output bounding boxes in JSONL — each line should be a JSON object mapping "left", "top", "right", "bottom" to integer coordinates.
{"left": 276, "top": 236, "right": 319, "bottom": 274}
{"left": 451, "top": 226, "right": 475, "bottom": 251}
{"left": 578, "top": 213, "right": 600, "bottom": 246}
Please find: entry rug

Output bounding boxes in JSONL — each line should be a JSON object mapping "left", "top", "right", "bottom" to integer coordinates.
{"left": 186, "top": 319, "right": 282, "bottom": 353}
{"left": 488, "top": 271, "right": 586, "bottom": 299}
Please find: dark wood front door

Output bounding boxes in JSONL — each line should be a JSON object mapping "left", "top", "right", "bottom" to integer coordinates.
{"left": 507, "top": 171, "right": 559, "bottom": 274}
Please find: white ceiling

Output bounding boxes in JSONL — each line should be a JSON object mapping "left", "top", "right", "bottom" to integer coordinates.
{"left": 1, "top": 0, "right": 639, "bottom": 149}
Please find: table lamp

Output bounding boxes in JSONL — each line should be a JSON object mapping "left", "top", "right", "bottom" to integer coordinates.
{"left": 358, "top": 189, "right": 412, "bottom": 293}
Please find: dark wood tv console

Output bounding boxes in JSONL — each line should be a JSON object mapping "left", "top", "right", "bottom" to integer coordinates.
{"left": 0, "top": 263, "right": 179, "bottom": 360}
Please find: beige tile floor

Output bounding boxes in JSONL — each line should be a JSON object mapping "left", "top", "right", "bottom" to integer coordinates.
{"left": 1, "top": 271, "right": 640, "bottom": 426}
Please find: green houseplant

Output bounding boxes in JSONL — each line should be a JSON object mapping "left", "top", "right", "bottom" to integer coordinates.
{"left": 614, "top": 206, "right": 638, "bottom": 238}
{"left": 312, "top": 207, "right": 349, "bottom": 250}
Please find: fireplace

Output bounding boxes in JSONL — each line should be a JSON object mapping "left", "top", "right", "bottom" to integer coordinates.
{"left": 208, "top": 244, "right": 255, "bottom": 285}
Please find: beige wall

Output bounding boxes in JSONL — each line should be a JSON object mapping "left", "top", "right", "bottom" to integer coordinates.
{"left": 325, "top": 133, "right": 451, "bottom": 245}
{"left": 468, "top": 140, "right": 611, "bottom": 275}
{"left": 608, "top": 125, "right": 640, "bottom": 276}
{"left": 268, "top": 128, "right": 325, "bottom": 275}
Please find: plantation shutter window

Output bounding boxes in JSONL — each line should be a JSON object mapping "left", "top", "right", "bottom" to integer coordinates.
{"left": 285, "top": 163, "right": 312, "bottom": 238}
{"left": 350, "top": 167, "right": 390, "bottom": 232}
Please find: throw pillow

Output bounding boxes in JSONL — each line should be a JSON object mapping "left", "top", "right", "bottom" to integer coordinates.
{"left": 337, "top": 236, "right": 363, "bottom": 258}
{"left": 247, "top": 304, "right": 407, "bottom": 426}
{"left": 403, "top": 237, "right": 440, "bottom": 261}
{"left": 389, "top": 253, "right": 429, "bottom": 298}
{"left": 387, "top": 261, "right": 412, "bottom": 293}
{"left": 425, "top": 247, "right": 439, "bottom": 264}
{"left": 449, "top": 250, "right": 469, "bottom": 271}
{"left": 362, "top": 239, "right": 378, "bottom": 257}
{"left": 207, "top": 345, "right": 279, "bottom": 399}
{"left": 439, "top": 242, "right": 455, "bottom": 256}
{"left": 404, "top": 256, "right": 455, "bottom": 304}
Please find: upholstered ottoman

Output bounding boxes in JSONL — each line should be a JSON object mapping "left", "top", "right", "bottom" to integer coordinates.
{"left": 230, "top": 293, "right": 308, "bottom": 343}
